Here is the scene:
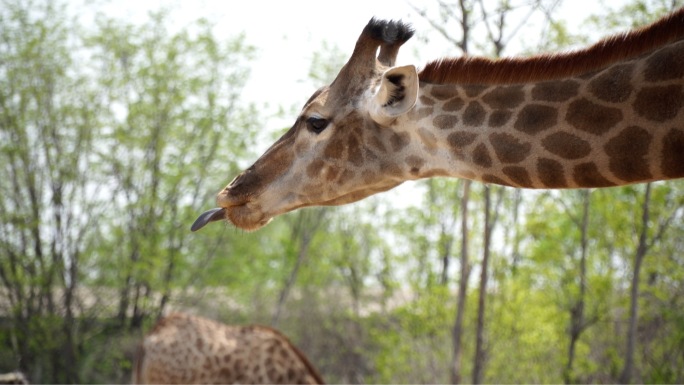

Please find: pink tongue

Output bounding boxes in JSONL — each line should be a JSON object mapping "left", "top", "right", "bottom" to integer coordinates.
{"left": 190, "top": 208, "right": 226, "bottom": 232}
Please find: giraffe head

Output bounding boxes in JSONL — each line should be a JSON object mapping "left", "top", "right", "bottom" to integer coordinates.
{"left": 193, "top": 19, "right": 417, "bottom": 231}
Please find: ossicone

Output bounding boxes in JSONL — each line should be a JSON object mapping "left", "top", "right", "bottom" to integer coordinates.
{"left": 364, "top": 18, "right": 415, "bottom": 45}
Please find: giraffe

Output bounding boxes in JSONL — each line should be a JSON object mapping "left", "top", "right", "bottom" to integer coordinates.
{"left": 133, "top": 313, "right": 324, "bottom": 384}
{"left": 192, "top": 9, "right": 684, "bottom": 232}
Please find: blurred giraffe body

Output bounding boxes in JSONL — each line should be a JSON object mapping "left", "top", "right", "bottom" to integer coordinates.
{"left": 133, "top": 313, "right": 324, "bottom": 384}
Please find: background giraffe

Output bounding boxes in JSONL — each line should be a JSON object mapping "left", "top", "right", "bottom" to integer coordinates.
{"left": 193, "top": 8, "right": 684, "bottom": 232}
{"left": 133, "top": 313, "right": 324, "bottom": 384}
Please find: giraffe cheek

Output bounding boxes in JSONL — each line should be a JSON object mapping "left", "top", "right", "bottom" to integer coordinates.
{"left": 304, "top": 158, "right": 342, "bottom": 185}
{"left": 294, "top": 139, "right": 311, "bottom": 157}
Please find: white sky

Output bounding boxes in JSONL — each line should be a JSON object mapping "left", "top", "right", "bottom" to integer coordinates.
{"left": 91, "top": 0, "right": 609, "bottom": 136}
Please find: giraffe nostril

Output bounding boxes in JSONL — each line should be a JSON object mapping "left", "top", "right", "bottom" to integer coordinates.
{"left": 226, "top": 176, "right": 246, "bottom": 193}
{"left": 228, "top": 166, "right": 256, "bottom": 190}
{"left": 228, "top": 176, "right": 241, "bottom": 189}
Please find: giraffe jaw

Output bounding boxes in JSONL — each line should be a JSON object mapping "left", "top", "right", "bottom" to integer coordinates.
{"left": 191, "top": 183, "right": 399, "bottom": 232}
{"left": 224, "top": 202, "right": 273, "bottom": 231}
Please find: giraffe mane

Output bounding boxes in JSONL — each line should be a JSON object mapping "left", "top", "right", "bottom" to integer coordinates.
{"left": 418, "top": 6, "right": 684, "bottom": 85}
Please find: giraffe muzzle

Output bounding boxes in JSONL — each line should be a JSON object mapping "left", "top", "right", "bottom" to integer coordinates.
{"left": 190, "top": 207, "right": 226, "bottom": 232}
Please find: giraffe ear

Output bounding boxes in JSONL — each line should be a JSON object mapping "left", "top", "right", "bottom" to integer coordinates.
{"left": 368, "top": 65, "right": 418, "bottom": 126}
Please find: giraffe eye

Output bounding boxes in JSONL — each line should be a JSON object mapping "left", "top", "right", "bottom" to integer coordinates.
{"left": 306, "top": 117, "right": 329, "bottom": 134}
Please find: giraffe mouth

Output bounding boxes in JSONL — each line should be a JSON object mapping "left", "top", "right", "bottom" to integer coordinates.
{"left": 191, "top": 204, "right": 273, "bottom": 232}
{"left": 191, "top": 182, "right": 405, "bottom": 232}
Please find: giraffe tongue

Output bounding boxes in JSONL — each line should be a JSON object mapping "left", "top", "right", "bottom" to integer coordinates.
{"left": 190, "top": 208, "right": 226, "bottom": 232}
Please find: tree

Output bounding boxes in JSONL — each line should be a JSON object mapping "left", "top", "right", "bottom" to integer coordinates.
{"left": 87, "top": 9, "right": 257, "bottom": 330}
{"left": 0, "top": 1, "right": 103, "bottom": 381}
{"left": 451, "top": 180, "right": 471, "bottom": 384}
{"left": 562, "top": 190, "right": 596, "bottom": 384}
{"left": 619, "top": 183, "right": 681, "bottom": 383}
{"left": 271, "top": 208, "right": 329, "bottom": 326}
{"left": 0, "top": 1, "right": 259, "bottom": 381}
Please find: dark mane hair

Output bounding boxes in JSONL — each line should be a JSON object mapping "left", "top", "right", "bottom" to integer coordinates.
{"left": 418, "top": 7, "right": 684, "bottom": 85}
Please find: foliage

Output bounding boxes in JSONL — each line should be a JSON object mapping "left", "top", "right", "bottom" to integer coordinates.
{"left": 0, "top": 0, "right": 258, "bottom": 382}
{"left": 0, "top": 0, "right": 683, "bottom": 384}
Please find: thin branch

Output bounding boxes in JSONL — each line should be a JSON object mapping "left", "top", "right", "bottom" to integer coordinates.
{"left": 409, "top": 1, "right": 468, "bottom": 53}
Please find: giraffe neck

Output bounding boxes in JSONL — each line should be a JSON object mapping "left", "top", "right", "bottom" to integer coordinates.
{"left": 395, "top": 39, "right": 684, "bottom": 189}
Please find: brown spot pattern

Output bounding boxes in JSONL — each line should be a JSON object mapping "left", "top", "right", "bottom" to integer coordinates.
{"left": 566, "top": 98, "right": 623, "bottom": 135}
{"left": 573, "top": 162, "right": 615, "bottom": 187}
{"left": 465, "top": 85, "right": 487, "bottom": 97}
{"left": 463, "top": 102, "right": 486, "bottom": 126}
{"left": 324, "top": 166, "right": 341, "bottom": 182}
{"left": 443, "top": 97, "right": 465, "bottom": 112}
{"left": 408, "top": 106, "right": 434, "bottom": 120}
{"left": 514, "top": 104, "right": 558, "bottom": 135}
{"left": 434, "top": 114, "right": 459, "bottom": 130}
{"left": 406, "top": 155, "right": 425, "bottom": 175}
{"left": 348, "top": 134, "right": 363, "bottom": 166}
{"left": 604, "top": 126, "right": 653, "bottom": 182}
{"left": 362, "top": 170, "right": 378, "bottom": 184}
{"left": 430, "top": 85, "right": 461, "bottom": 100}
{"left": 448, "top": 131, "right": 478, "bottom": 149}
{"left": 340, "top": 169, "right": 356, "bottom": 184}
{"left": 541, "top": 132, "right": 591, "bottom": 160}
{"left": 380, "top": 161, "right": 403, "bottom": 177}
{"left": 482, "top": 85, "right": 525, "bottom": 109}
{"left": 472, "top": 143, "right": 492, "bottom": 167}
{"left": 390, "top": 131, "right": 410, "bottom": 152}
{"left": 537, "top": 158, "right": 567, "bottom": 188}
{"left": 633, "top": 85, "right": 683, "bottom": 122}
{"left": 489, "top": 110, "right": 513, "bottom": 127}
{"left": 503, "top": 166, "right": 533, "bottom": 187}
{"left": 419, "top": 95, "right": 436, "bottom": 105}
{"left": 307, "top": 160, "right": 325, "bottom": 178}
{"left": 588, "top": 63, "right": 634, "bottom": 103}
{"left": 368, "top": 134, "right": 388, "bottom": 154}
{"left": 324, "top": 138, "right": 344, "bottom": 159}
{"left": 644, "top": 43, "right": 684, "bottom": 82}
{"left": 482, "top": 174, "right": 512, "bottom": 186}
{"left": 661, "top": 128, "right": 684, "bottom": 178}
{"left": 531, "top": 80, "right": 580, "bottom": 102}
{"left": 489, "top": 132, "right": 532, "bottom": 163}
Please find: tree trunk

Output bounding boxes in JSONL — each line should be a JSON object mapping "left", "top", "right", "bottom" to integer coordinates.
{"left": 272, "top": 234, "right": 310, "bottom": 326}
{"left": 619, "top": 183, "right": 652, "bottom": 384}
{"left": 510, "top": 189, "right": 522, "bottom": 270}
{"left": 564, "top": 190, "right": 590, "bottom": 384}
{"left": 272, "top": 209, "right": 327, "bottom": 326}
{"left": 472, "top": 185, "right": 492, "bottom": 385}
{"left": 451, "top": 180, "right": 471, "bottom": 384}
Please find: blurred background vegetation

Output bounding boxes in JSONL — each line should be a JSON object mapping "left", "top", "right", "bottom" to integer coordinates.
{"left": 1, "top": 0, "right": 683, "bottom": 383}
